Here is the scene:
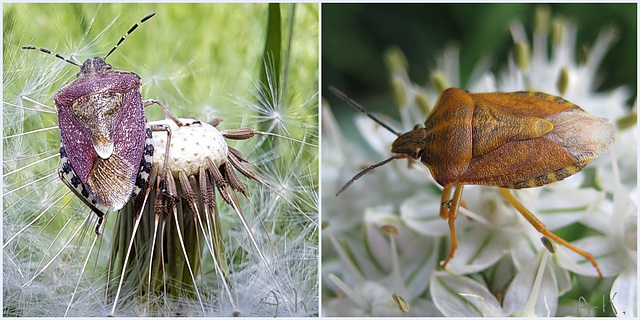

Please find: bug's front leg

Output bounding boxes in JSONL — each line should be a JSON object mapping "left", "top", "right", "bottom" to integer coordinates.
{"left": 149, "top": 123, "right": 178, "bottom": 202}
{"left": 440, "top": 183, "right": 464, "bottom": 269}
{"left": 143, "top": 99, "right": 200, "bottom": 127}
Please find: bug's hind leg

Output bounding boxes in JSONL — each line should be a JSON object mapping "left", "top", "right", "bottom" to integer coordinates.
{"left": 58, "top": 166, "right": 105, "bottom": 235}
{"left": 440, "top": 183, "right": 464, "bottom": 269}
{"left": 499, "top": 187, "right": 604, "bottom": 279}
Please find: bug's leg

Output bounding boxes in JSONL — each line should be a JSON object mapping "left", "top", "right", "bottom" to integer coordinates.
{"left": 143, "top": 99, "right": 199, "bottom": 127}
{"left": 499, "top": 188, "right": 604, "bottom": 280}
{"left": 441, "top": 183, "right": 464, "bottom": 269}
{"left": 149, "top": 123, "right": 178, "bottom": 201}
{"left": 58, "top": 168, "right": 105, "bottom": 235}
{"left": 439, "top": 185, "right": 454, "bottom": 219}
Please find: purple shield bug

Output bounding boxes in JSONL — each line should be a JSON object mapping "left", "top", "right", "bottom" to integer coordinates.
{"left": 23, "top": 13, "right": 176, "bottom": 234}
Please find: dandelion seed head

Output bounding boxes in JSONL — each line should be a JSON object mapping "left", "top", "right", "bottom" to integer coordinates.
{"left": 151, "top": 118, "right": 228, "bottom": 176}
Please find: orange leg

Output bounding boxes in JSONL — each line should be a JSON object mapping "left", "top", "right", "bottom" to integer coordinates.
{"left": 499, "top": 188, "right": 603, "bottom": 280}
{"left": 439, "top": 185, "right": 454, "bottom": 219}
{"left": 440, "top": 184, "right": 464, "bottom": 269}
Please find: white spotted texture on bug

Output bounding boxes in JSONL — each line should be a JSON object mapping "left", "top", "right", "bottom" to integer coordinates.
{"left": 150, "top": 118, "right": 228, "bottom": 177}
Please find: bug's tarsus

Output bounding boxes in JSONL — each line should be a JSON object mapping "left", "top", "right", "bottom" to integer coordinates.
{"left": 329, "top": 85, "right": 401, "bottom": 136}
{"left": 95, "top": 216, "right": 104, "bottom": 235}
{"left": 104, "top": 12, "right": 156, "bottom": 60}
{"left": 21, "top": 46, "right": 81, "bottom": 67}
{"left": 336, "top": 155, "right": 398, "bottom": 197}
{"left": 499, "top": 187, "right": 604, "bottom": 279}
{"left": 440, "top": 183, "right": 464, "bottom": 269}
{"left": 208, "top": 118, "right": 223, "bottom": 127}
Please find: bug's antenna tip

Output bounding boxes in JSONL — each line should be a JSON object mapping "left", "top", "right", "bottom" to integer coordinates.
{"left": 329, "top": 86, "right": 400, "bottom": 136}
{"left": 336, "top": 156, "right": 397, "bottom": 197}
{"left": 335, "top": 182, "right": 352, "bottom": 197}
{"left": 104, "top": 13, "right": 156, "bottom": 60}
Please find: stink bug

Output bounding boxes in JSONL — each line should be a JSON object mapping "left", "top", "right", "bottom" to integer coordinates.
{"left": 23, "top": 13, "right": 179, "bottom": 234}
{"left": 332, "top": 86, "right": 615, "bottom": 279}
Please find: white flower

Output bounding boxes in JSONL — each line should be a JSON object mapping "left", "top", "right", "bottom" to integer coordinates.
{"left": 432, "top": 249, "right": 571, "bottom": 316}
{"left": 323, "top": 209, "right": 440, "bottom": 316}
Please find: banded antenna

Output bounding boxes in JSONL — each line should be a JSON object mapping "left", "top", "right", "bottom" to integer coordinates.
{"left": 22, "top": 12, "right": 156, "bottom": 66}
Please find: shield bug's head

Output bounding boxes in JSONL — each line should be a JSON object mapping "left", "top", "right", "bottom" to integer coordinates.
{"left": 78, "top": 57, "right": 112, "bottom": 78}
{"left": 391, "top": 124, "right": 427, "bottom": 159}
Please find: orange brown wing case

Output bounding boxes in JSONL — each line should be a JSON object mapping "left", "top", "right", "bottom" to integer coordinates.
{"left": 458, "top": 91, "right": 615, "bottom": 189}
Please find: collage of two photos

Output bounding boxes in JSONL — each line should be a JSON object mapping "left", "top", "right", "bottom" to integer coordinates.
{"left": 3, "top": 2, "right": 637, "bottom": 317}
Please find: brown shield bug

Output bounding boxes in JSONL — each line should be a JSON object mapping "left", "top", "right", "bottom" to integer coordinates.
{"left": 23, "top": 13, "right": 179, "bottom": 234}
{"left": 332, "top": 86, "right": 615, "bottom": 279}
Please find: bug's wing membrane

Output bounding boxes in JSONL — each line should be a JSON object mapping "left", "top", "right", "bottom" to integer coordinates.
{"left": 459, "top": 137, "right": 589, "bottom": 189}
{"left": 544, "top": 108, "right": 615, "bottom": 162}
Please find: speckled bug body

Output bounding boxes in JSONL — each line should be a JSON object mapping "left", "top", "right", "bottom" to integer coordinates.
{"left": 55, "top": 57, "right": 153, "bottom": 213}
{"left": 23, "top": 13, "right": 167, "bottom": 234}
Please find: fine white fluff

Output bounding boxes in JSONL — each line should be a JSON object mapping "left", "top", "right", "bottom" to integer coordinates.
{"left": 150, "top": 118, "right": 228, "bottom": 177}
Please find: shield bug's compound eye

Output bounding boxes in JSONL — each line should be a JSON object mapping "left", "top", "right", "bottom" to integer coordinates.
{"left": 332, "top": 86, "right": 615, "bottom": 280}
{"left": 410, "top": 148, "right": 422, "bottom": 159}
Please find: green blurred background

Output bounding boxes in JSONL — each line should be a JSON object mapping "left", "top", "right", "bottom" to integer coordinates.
{"left": 3, "top": 2, "right": 319, "bottom": 239}
{"left": 5, "top": 3, "right": 318, "bottom": 128}
{"left": 323, "top": 3, "right": 636, "bottom": 124}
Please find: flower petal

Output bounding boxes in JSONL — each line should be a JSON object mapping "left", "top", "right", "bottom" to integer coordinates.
{"left": 610, "top": 267, "right": 637, "bottom": 317}
{"left": 503, "top": 252, "right": 560, "bottom": 316}
{"left": 430, "top": 271, "right": 504, "bottom": 316}
{"left": 401, "top": 194, "right": 449, "bottom": 237}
